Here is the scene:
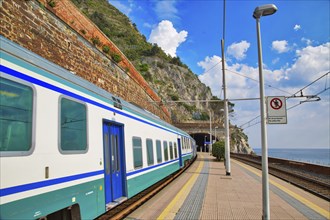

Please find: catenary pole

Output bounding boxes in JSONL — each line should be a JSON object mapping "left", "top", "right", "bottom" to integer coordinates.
{"left": 221, "top": 39, "right": 231, "bottom": 176}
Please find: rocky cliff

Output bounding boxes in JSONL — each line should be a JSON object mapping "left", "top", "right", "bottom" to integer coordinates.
{"left": 71, "top": 0, "right": 253, "bottom": 154}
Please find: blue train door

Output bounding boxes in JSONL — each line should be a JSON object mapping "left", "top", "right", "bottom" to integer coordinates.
{"left": 177, "top": 138, "right": 183, "bottom": 167}
{"left": 103, "top": 122, "right": 126, "bottom": 205}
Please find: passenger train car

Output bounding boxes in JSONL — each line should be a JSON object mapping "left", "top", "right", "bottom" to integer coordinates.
{"left": 0, "top": 36, "right": 196, "bottom": 219}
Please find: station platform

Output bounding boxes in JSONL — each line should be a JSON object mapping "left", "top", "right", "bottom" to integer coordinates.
{"left": 126, "top": 152, "right": 330, "bottom": 220}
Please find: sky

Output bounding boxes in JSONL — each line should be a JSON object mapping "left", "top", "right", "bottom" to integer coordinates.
{"left": 108, "top": 0, "right": 330, "bottom": 150}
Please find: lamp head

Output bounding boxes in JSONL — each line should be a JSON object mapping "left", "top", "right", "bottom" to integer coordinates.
{"left": 253, "top": 4, "right": 278, "bottom": 19}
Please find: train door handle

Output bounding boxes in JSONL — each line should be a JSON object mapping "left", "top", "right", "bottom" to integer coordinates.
{"left": 45, "top": 166, "right": 49, "bottom": 179}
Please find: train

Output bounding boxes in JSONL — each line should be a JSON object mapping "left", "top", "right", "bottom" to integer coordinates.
{"left": 0, "top": 36, "right": 196, "bottom": 219}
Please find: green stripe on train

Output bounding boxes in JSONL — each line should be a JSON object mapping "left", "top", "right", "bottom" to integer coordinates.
{"left": 127, "top": 155, "right": 192, "bottom": 198}
{"left": 0, "top": 179, "right": 105, "bottom": 219}
{"left": 1, "top": 156, "right": 192, "bottom": 219}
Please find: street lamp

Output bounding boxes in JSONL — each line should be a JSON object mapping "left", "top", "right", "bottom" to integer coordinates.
{"left": 253, "top": 4, "right": 277, "bottom": 220}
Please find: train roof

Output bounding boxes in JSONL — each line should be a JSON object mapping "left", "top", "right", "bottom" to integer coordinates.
{"left": 0, "top": 36, "right": 191, "bottom": 138}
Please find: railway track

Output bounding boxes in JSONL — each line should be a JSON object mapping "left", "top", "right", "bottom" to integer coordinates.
{"left": 231, "top": 153, "right": 330, "bottom": 201}
{"left": 97, "top": 157, "right": 196, "bottom": 220}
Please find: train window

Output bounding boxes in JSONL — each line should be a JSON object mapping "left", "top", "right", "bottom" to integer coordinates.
{"left": 60, "top": 97, "right": 87, "bottom": 153}
{"left": 169, "top": 142, "right": 173, "bottom": 159}
{"left": 156, "top": 140, "right": 162, "bottom": 163}
{"left": 146, "top": 139, "right": 154, "bottom": 165}
{"left": 133, "top": 137, "right": 142, "bottom": 168}
{"left": 112, "top": 96, "right": 122, "bottom": 109}
{"left": 111, "top": 134, "right": 119, "bottom": 172}
{"left": 163, "top": 141, "right": 168, "bottom": 161}
{"left": 0, "top": 77, "right": 34, "bottom": 154}
{"left": 174, "top": 143, "right": 178, "bottom": 158}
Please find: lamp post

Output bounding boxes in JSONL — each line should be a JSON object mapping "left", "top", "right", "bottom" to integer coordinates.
{"left": 253, "top": 4, "right": 277, "bottom": 220}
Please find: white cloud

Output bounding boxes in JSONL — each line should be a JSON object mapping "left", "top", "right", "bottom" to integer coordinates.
{"left": 286, "top": 42, "right": 330, "bottom": 82}
{"left": 148, "top": 20, "right": 188, "bottom": 57}
{"left": 198, "top": 43, "right": 329, "bottom": 103}
{"left": 227, "top": 41, "right": 250, "bottom": 60}
{"left": 294, "top": 24, "right": 301, "bottom": 31}
{"left": 198, "top": 42, "right": 330, "bottom": 150}
{"left": 197, "top": 56, "right": 223, "bottom": 97}
{"left": 197, "top": 55, "right": 256, "bottom": 99}
{"left": 154, "top": 1, "right": 179, "bottom": 20}
{"left": 267, "top": 101, "right": 330, "bottom": 148}
{"left": 272, "top": 40, "right": 290, "bottom": 53}
{"left": 272, "top": 57, "right": 280, "bottom": 64}
{"left": 301, "top": 37, "right": 313, "bottom": 46}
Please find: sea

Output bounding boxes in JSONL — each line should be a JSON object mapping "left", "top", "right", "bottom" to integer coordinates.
{"left": 253, "top": 148, "right": 330, "bottom": 167}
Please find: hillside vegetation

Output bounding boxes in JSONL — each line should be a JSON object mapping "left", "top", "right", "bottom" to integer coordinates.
{"left": 72, "top": 0, "right": 218, "bottom": 122}
{"left": 71, "top": 0, "right": 253, "bottom": 153}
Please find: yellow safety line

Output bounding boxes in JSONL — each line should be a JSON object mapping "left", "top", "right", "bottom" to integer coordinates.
{"left": 233, "top": 160, "right": 330, "bottom": 219}
{"left": 157, "top": 156, "right": 204, "bottom": 220}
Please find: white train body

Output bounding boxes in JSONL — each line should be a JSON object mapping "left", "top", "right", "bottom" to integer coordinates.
{"left": 0, "top": 36, "right": 196, "bottom": 219}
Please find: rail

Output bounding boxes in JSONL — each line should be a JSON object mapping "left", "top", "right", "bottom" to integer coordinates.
{"left": 231, "top": 153, "right": 330, "bottom": 201}
{"left": 96, "top": 156, "right": 197, "bottom": 220}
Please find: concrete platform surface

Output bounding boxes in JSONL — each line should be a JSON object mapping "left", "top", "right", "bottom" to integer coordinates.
{"left": 126, "top": 152, "right": 330, "bottom": 220}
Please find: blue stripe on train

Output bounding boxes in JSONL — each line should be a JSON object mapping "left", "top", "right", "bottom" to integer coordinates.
{"left": 0, "top": 65, "right": 193, "bottom": 197}
{"left": 127, "top": 152, "right": 192, "bottom": 176}
{"left": 0, "top": 170, "right": 103, "bottom": 197}
{"left": 0, "top": 153, "right": 191, "bottom": 197}
{"left": 0, "top": 65, "right": 176, "bottom": 135}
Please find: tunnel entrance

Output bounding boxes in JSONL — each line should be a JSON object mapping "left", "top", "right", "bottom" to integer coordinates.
{"left": 190, "top": 133, "right": 218, "bottom": 152}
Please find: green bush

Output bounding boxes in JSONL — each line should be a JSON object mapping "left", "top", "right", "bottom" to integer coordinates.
{"left": 102, "top": 45, "right": 110, "bottom": 54}
{"left": 170, "top": 93, "right": 179, "bottom": 101}
{"left": 139, "top": 63, "right": 149, "bottom": 72}
{"left": 212, "top": 141, "right": 225, "bottom": 161}
{"left": 48, "top": 1, "right": 56, "bottom": 8}
{"left": 91, "top": 36, "right": 101, "bottom": 46}
{"left": 111, "top": 53, "right": 122, "bottom": 63}
{"left": 199, "top": 112, "right": 210, "bottom": 120}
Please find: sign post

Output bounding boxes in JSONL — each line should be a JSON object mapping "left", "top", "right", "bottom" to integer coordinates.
{"left": 266, "top": 96, "right": 287, "bottom": 124}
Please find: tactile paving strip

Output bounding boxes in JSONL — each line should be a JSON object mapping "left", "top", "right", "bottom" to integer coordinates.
{"left": 174, "top": 160, "right": 209, "bottom": 219}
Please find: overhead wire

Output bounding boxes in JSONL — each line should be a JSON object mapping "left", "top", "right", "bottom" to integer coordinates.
{"left": 225, "top": 69, "right": 292, "bottom": 95}
{"left": 204, "top": 64, "right": 294, "bottom": 98}
{"left": 239, "top": 115, "right": 260, "bottom": 129}
{"left": 287, "top": 71, "right": 329, "bottom": 98}
{"left": 239, "top": 71, "right": 330, "bottom": 130}
{"left": 287, "top": 86, "right": 330, "bottom": 110}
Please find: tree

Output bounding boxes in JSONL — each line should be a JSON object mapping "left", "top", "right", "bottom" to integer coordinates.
{"left": 212, "top": 141, "right": 225, "bottom": 161}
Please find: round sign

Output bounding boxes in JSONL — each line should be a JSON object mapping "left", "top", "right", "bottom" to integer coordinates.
{"left": 270, "top": 98, "right": 282, "bottom": 110}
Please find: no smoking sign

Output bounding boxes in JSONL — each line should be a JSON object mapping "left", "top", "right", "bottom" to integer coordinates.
{"left": 270, "top": 98, "right": 282, "bottom": 110}
{"left": 266, "top": 96, "right": 287, "bottom": 124}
